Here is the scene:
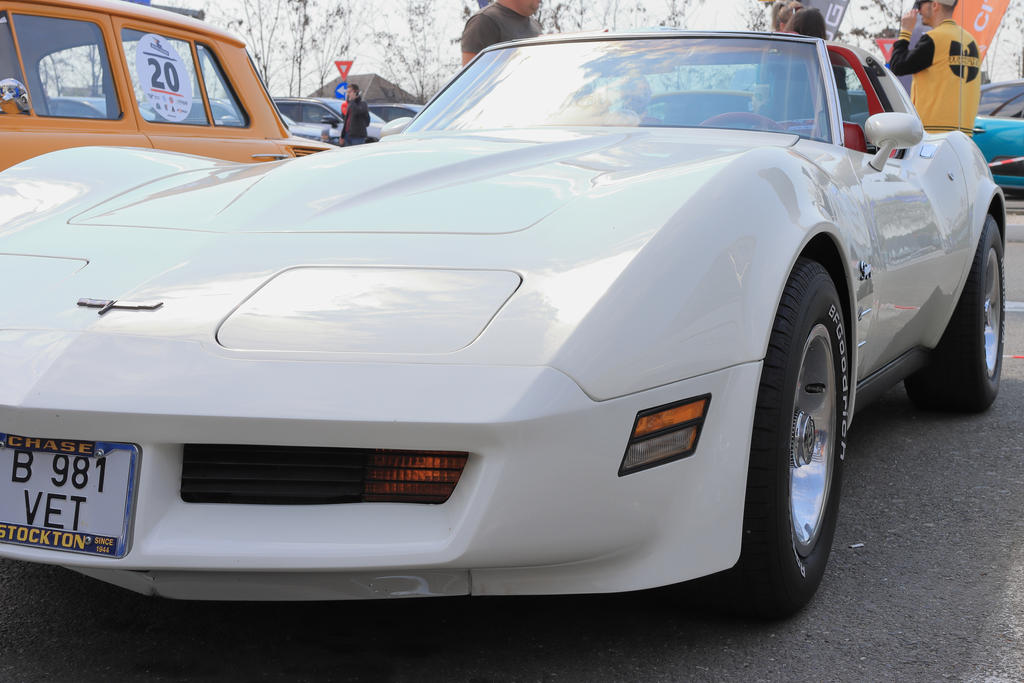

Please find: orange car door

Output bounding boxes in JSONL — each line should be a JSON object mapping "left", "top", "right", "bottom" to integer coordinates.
{"left": 111, "top": 18, "right": 289, "bottom": 163}
{"left": 0, "top": 5, "right": 152, "bottom": 170}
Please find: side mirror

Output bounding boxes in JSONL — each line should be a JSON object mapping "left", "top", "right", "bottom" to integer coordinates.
{"left": 381, "top": 117, "right": 412, "bottom": 138}
{"left": 0, "top": 78, "right": 31, "bottom": 114}
{"left": 864, "top": 112, "right": 924, "bottom": 172}
{"left": 321, "top": 115, "right": 340, "bottom": 126}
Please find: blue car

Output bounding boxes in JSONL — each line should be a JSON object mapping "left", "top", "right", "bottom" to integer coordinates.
{"left": 973, "top": 80, "right": 1024, "bottom": 193}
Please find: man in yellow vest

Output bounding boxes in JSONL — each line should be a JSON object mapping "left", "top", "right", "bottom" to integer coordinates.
{"left": 888, "top": 0, "right": 981, "bottom": 136}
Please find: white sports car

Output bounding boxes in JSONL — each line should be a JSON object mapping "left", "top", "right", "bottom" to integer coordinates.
{"left": 0, "top": 32, "right": 1005, "bottom": 616}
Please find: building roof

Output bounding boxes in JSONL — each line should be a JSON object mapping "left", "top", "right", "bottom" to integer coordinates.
{"left": 308, "top": 73, "right": 419, "bottom": 104}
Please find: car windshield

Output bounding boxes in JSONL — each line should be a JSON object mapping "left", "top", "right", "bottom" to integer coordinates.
{"left": 409, "top": 36, "right": 831, "bottom": 142}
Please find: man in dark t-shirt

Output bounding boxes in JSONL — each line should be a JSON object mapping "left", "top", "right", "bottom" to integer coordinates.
{"left": 461, "top": 0, "right": 541, "bottom": 66}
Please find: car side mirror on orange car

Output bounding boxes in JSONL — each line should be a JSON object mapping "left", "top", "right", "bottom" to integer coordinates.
{"left": 0, "top": 78, "right": 31, "bottom": 114}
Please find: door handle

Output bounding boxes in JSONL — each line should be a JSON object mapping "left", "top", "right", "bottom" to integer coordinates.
{"left": 972, "top": 126, "right": 986, "bottom": 134}
{"left": 251, "top": 153, "right": 289, "bottom": 161}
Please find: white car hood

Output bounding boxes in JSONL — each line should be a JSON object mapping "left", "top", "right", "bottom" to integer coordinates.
{"left": 0, "top": 128, "right": 799, "bottom": 400}
{"left": 70, "top": 128, "right": 797, "bottom": 234}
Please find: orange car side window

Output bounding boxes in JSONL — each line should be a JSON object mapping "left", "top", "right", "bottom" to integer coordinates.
{"left": 196, "top": 44, "right": 247, "bottom": 127}
{"left": 121, "top": 28, "right": 208, "bottom": 126}
{"left": 12, "top": 13, "right": 121, "bottom": 120}
{"left": 0, "top": 12, "right": 25, "bottom": 89}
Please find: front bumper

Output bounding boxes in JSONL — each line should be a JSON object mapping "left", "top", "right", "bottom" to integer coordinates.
{"left": 0, "top": 331, "right": 761, "bottom": 599}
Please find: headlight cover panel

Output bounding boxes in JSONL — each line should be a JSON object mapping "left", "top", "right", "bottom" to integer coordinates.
{"left": 217, "top": 267, "right": 522, "bottom": 354}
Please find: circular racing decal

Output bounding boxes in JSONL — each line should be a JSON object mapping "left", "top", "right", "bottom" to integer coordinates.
{"left": 134, "top": 33, "right": 193, "bottom": 122}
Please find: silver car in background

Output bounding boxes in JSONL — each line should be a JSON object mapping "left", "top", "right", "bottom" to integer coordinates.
{"left": 312, "top": 97, "right": 385, "bottom": 141}
{"left": 275, "top": 97, "right": 385, "bottom": 142}
{"left": 368, "top": 102, "right": 423, "bottom": 122}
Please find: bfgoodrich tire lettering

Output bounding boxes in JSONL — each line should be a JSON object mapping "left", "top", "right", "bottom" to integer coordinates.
{"left": 689, "top": 258, "right": 848, "bottom": 618}
{"left": 905, "top": 215, "right": 1004, "bottom": 412}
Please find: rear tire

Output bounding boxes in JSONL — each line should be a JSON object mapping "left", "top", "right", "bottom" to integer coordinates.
{"left": 905, "top": 215, "right": 1004, "bottom": 412}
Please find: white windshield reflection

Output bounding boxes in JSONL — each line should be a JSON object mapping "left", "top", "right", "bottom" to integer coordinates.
{"left": 411, "top": 37, "right": 831, "bottom": 142}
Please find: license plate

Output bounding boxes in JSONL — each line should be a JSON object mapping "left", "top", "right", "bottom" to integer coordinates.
{"left": 0, "top": 433, "right": 138, "bottom": 558}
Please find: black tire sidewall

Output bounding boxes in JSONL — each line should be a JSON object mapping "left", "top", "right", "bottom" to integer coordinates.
{"left": 765, "top": 263, "right": 849, "bottom": 609}
{"left": 903, "top": 214, "right": 1005, "bottom": 412}
{"left": 973, "top": 216, "right": 1004, "bottom": 400}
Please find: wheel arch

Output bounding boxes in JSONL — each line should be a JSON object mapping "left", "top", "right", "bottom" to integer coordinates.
{"left": 548, "top": 146, "right": 863, "bottom": 401}
{"left": 952, "top": 130, "right": 1006, "bottom": 249}
{"left": 988, "top": 193, "right": 1006, "bottom": 245}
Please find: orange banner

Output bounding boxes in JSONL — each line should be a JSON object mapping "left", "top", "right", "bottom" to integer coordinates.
{"left": 958, "top": 0, "right": 1010, "bottom": 62}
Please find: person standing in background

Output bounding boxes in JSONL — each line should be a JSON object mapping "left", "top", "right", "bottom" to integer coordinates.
{"left": 888, "top": 0, "right": 981, "bottom": 136}
{"left": 461, "top": 0, "right": 541, "bottom": 66}
{"left": 341, "top": 83, "right": 370, "bottom": 146}
{"left": 786, "top": 7, "right": 827, "bottom": 39}
{"left": 771, "top": 1, "right": 804, "bottom": 32}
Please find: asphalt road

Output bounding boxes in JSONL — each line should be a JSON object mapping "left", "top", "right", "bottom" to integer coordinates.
{"left": 1, "top": 228, "right": 1023, "bottom": 682}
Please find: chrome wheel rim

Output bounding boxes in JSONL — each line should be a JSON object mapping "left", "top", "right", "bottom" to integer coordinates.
{"left": 983, "top": 247, "right": 1002, "bottom": 377}
{"left": 789, "top": 323, "right": 835, "bottom": 557}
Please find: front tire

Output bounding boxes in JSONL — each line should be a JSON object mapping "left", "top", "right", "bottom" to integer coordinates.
{"left": 703, "top": 258, "right": 848, "bottom": 618}
{"left": 905, "top": 215, "right": 1004, "bottom": 412}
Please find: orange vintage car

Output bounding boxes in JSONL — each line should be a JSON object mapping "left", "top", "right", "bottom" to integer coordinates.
{"left": 0, "top": 0, "right": 331, "bottom": 169}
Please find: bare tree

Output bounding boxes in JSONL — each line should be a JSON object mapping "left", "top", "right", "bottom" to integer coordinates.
{"left": 597, "top": 0, "right": 622, "bottom": 30}
{"left": 460, "top": 0, "right": 480, "bottom": 23}
{"left": 598, "top": 0, "right": 653, "bottom": 30}
{"left": 984, "top": 2, "right": 1024, "bottom": 80}
{"left": 738, "top": 0, "right": 770, "bottom": 32}
{"left": 660, "top": 0, "right": 711, "bottom": 29}
{"left": 308, "top": 0, "right": 364, "bottom": 96}
{"left": 38, "top": 45, "right": 110, "bottom": 97}
{"left": 854, "top": 0, "right": 903, "bottom": 34}
{"left": 215, "top": 0, "right": 287, "bottom": 91}
{"left": 536, "top": 3, "right": 570, "bottom": 33}
{"left": 375, "top": 0, "right": 461, "bottom": 103}
{"left": 1008, "top": 3, "right": 1024, "bottom": 77}
{"left": 843, "top": 0, "right": 903, "bottom": 45}
{"left": 660, "top": 0, "right": 685, "bottom": 28}
{"left": 286, "top": 0, "right": 314, "bottom": 96}
{"left": 537, "top": 0, "right": 703, "bottom": 33}
{"left": 208, "top": 0, "right": 366, "bottom": 97}
{"left": 569, "top": 0, "right": 591, "bottom": 31}
{"left": 617, "top": 1, "right": 651, "bottom": 29}
{"left": 537, "top": 1, "right": 593, "bottom": 33}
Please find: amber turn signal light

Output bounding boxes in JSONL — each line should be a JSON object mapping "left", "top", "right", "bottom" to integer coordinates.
{"left": 363, "top": 451, "right": 469, "bottom": 503}
{"left": 619, "top": 395, "right": 710, "bottom": 476}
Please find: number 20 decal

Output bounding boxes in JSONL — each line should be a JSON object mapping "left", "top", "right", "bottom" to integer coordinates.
{"left": 134, "top": 33, "right": 193, "bottom": 122}
{"left": 146, "top": 57, "right": 181, "bottom": 93}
